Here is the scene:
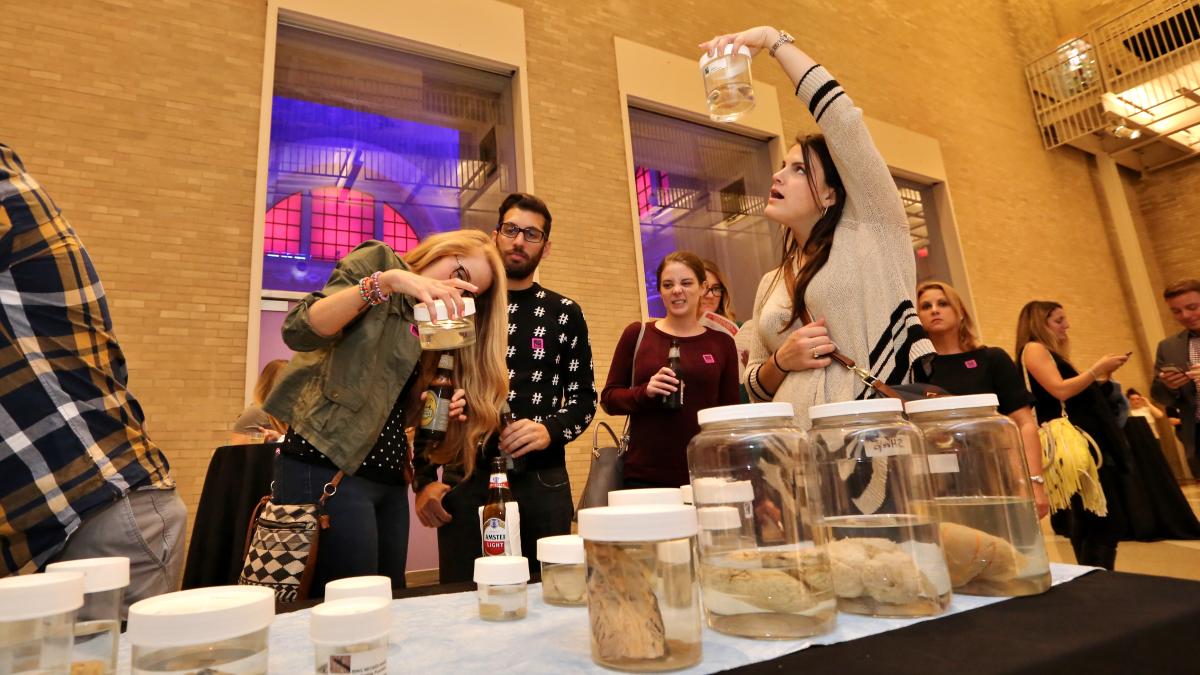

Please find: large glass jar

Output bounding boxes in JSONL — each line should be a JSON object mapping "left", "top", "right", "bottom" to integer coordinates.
{"left": 687, "top": 402, "right": 836, "bottom": 639}
{"left": 45, "top": 557, "right": 129, "bottom": 675}
{"left": 578, "top": 504, "right": 701, "bottom": 672}
{"left": 127, "top": 586, "right": 274, "bottom": 675}
{"left": 0, "top": 572, "right": 83, "bottom": 675}
{"left": 807, "top": 399, "right": 953, "bottom": 617}
{"left": 310, "top": 596, "right": 391, "bottom": 675}
{"left": 906, "top": 394, "right": 1052, "bottom": 596}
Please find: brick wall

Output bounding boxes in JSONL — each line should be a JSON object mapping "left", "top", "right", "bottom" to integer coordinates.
{"left": 1131, "top": 159, "right": 1200, "bottom": 334}
{"left": 2, "top": 0, "right": 1178, "bottom": 536}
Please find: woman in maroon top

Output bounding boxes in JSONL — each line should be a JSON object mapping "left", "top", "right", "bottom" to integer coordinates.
{"left": 602, "top": 251, "right": 741, "bottom": 487}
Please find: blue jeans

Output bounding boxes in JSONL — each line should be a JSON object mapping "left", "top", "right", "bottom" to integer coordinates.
{"left": 274, "top": 454, "right": 409, "bottom": 593}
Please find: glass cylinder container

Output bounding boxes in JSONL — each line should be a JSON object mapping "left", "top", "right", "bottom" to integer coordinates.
{"left": 127, "top": 586, "right": 274, "bottom": 675}
{"left": 608, "top": 488, "right": 683, "bottom": 507}
{"left": 808, "top": 399, "right": 953, "bottom": 617}
{"left": 413, "top": 298, "right": 476, "bottom": 350}
{"left": 578, "top": 504, "right": 702, "bottom": 672}
{"left": 537, "top": 535, "right": 586, "bottom": 607}
{"left": 474, "top": 556, "right": 529, "bottom": 621}
{"left": 906, "top": 394, "right": 1052, "bottom": 596}
{"left": 699, "top": 44, "right": 756, "bottom": 122}
{"left": 324, "top": 575, "right": 392, "bottom": 603}
{"left": 688, "top": 403, "right": 837, "bottom": 639}
{"left": 0, "top": 572, "right": 84, "bottom": 675}
{"left": 45, "top": 557, "right": 129, "bottom": 675}
{"left": 310, "top": 596, "right": 391, "bottom": 675}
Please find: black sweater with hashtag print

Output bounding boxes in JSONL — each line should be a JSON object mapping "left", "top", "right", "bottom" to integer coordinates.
{"left": 500, "top": 283, "right": 597, "bottom": 471}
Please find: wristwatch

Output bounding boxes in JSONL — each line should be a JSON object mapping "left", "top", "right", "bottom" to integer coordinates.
{"left": 769, "top": 30, "right": 795, "bottom": 57}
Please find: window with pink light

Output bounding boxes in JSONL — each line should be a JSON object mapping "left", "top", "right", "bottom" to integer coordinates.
{"left": 264, "top": 193, "right": 302, "bottom": 254}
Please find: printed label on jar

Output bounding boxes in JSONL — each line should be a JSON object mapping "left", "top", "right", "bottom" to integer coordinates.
{"left": 926, "top": 453, "right": 960, "bottom": 474}
{"left": 420, "top": 393, "right": 450, "bottom": 432}
{"left": 482, "top": 517, "right": 507, "bottom": 555}
{"left": 863, "top": 434, "right": 912, "bottom": 458}
{"left": 322, "top": 645, "right": 388, "bottom": 674}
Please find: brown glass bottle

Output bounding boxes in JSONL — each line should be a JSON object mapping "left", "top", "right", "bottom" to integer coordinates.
{"left": 481, "top": 456, "right": 513, "bottom": 556}
{"left": 418, "top": 353, "right": 455, "bottom": 448}
{"left": 664, "top": 339, "right": 684, "bottom": 410}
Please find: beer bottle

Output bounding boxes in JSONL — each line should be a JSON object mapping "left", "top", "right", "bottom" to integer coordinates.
{"left": 664, "top": 339, "right": 684, "bottom": 410}
{"left": 418, "top": 353, "right": 455, "bottom": 448}
{"left": 481, "top": 456, "right": 513, "bottom": 556}
{"left": 499, "top": 401, "right": 523, "bottom": 472}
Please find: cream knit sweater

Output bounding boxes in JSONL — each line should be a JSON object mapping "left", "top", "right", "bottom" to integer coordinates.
{"left": 744, "top": 65, "right": 934, "bottom": 428}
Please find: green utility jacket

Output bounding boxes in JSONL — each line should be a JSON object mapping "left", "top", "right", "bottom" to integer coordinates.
{"left": 263, "top": 240, "right": 422, "bottom": 473}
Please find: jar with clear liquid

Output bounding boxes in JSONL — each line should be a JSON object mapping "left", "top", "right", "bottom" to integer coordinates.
{"left": 578, "top": 504, "right": 702, "bottom": 672}
{"left": 808, "top": 399, "right": 953, "bottom": 617}
{"left": 310, "top": 596, "right": 391, "bottom": 675}
{"left": 0, "top": 572, "right": 83, "bottom": 675}
{"left": 906, "top": 394, "right": 1052, "bottom": 596}
{"left": 688, "top": 403, "right": 837, "bottom": 639}
{"left": 699, "top": 45, "right": 755, "bottom": 122}
{"left": 474, "top": 556, "right": 529, "bottom": 621}
{"left": 46, "top": 557, "right": 129, "bottom": 675}
{"left": 413, "top": 298, "right": 476, "bottom": 350}
{"left": 537, "top": 535, "right": 587, "bottom": 607}
{"left": 127, "top": 586, "right": 274, "bottom": 675}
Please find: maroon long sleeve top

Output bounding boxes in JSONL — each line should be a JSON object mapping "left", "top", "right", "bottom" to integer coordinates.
{"left": 601, "top": 321, "right": 740, "bottom": 487}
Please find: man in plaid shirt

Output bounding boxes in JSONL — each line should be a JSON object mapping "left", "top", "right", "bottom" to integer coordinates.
{"left": 1, "top": 143, "right": 185, "bottom": 608}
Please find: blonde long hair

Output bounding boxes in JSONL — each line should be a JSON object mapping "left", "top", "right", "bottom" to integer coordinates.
{"left": 402, "top": 230, "right": 508, "bottom": 478}
{"left": 254, "top": 359, "right": 289, "bottom": 435}
{"left": 916, "top": 280, "right": 980, "bottom": 351}
{"left": 1015, "top": 300, "right": 1066, "bottom": 360}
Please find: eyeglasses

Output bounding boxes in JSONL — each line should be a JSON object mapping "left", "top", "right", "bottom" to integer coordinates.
{"left": 703, "top": 284, "right": 725, "bottom": 298}
{"left": 497, "top": 222, "right": 547, "bottom": 243}
{"left": 452, "top": 255, "right": 475, "bottom": 297}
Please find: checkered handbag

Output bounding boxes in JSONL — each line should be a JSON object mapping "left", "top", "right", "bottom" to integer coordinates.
{"left": 238, "top": 472, "right": 343, "bottom": 603}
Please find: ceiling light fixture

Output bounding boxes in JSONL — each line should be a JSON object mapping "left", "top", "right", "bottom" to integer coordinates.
{"left": 1112, "top": 124, "right": 1142, "bottom": 140}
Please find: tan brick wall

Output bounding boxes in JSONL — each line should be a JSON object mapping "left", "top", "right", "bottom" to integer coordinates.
{"left": 1, "top": 0, "right": 267, "bottom": 517}
{"left": 2, "top": 0, "right": 1179, "bottom": 537}
{"left": 1131, "top": 159, "right": 1200, "bottom": 335}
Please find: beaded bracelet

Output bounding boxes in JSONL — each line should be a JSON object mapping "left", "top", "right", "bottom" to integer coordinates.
{"left": 369, "top": 271, "right": 390, "bottom": 305}
{"left": 358, "top": 275, "right": 373, "bottom": 304}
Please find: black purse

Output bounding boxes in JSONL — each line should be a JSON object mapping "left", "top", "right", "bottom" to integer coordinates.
{"left": 576, "top": 322, "right": 645, "bottom": 512}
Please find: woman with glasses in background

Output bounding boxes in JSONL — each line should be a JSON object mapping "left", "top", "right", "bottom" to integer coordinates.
{"left": 263, "top": 230, "right": 509, "bottom": 593}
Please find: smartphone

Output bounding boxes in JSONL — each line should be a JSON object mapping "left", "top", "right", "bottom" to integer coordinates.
{"left": 1160, "top": 364, "right": 1188, "bottom": 375}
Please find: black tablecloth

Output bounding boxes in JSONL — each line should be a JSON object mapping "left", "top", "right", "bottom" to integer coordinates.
{"left": 284, "top": 572, "right": 1200, "bottom": 673}
{"left": 181, "top": 443, "right": 275, "bottom": 589}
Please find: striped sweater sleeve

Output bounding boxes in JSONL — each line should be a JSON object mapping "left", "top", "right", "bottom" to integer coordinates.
{"left": 794, "top": 66, "right": 908, "bottom": 234}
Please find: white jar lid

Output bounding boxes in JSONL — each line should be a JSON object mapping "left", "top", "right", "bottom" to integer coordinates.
{"left": 692, "top": 477, "right": 754, "bottom": 504}
{"left": 578, "top": 504, "right": 698, "bottom": 542}
{"left": 698, "top": 506, "right": 742, "bottom": 530}
{"left": 310, "top": 596, "right": 391, "bottom": 645}
{"left": 679, "top": 484, "right": 693, "bottom": 505}
{"left": 413, "top": 297, "right": 476, "bottom": 322}
{"left": 699, "top": 43, "right": 753, "bottom": 65}
{"left": 45, "top": 557, "right": 130, "bottom": 593}
{"left": 608, "top": 487, "right": 683, "bottom": 507}
{"left": 697, "top": 402, "right": 794, "bottom": 426}
{"left": 905, "top": 394, "right": 1000, "bottom": 415}
{"left": 474, "top": 556, "right": 530, "bottom": 585}
{"left": 127, "top": 586, "right": 275, "bottom": 648}
{"left": 809, "top": 398, "right": 904, "bottom": 420}
{"left": 537, "top": 535, "right": 584, "bottom": 564}
{"left": 324, "top": 575, "right": 392, "bottom": 603}
{"left": 0, "top": 572, "right": 84, "bottom": 621}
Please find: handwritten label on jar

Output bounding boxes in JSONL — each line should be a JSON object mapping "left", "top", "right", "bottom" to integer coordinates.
{"left": 863, "top": 434, "right": 912, "bottom": 458}
{"left": 926, "top": 453, "right": 961, "bottom": 474}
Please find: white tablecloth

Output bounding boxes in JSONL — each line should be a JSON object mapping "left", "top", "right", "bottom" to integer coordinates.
{"left": 117, "top": 563, "right": 1097, "bottom": 673}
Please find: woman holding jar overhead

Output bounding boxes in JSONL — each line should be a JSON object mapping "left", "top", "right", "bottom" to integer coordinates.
{"left": 263, "top": 230, "right": 509, "bottom": 592}
{"left": 702, "top": 27, "right": 934, "bottom": 425}
{"left": 601, "top": 251, "right": 740, "bottom": 488}
{"left": 914, "top": 281, "right": 1050, "bottom": 518}
{"left": 1016, "top": 300, "right": 1132, "bottom": 569}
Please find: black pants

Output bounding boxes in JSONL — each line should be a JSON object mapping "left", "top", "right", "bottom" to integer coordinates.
{"left": 274, "top": 454, "right": 409, "bottom": 594}
{"left": 437, "top": 464, "right": 573, "bottom": 583}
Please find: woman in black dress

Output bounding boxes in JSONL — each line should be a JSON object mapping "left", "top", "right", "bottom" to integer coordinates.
{"left": 914, "top": 281, "right": 1048, "bottom": 517}
{"left": 1016, "top": 300, "right": 1132, "bottom": 569}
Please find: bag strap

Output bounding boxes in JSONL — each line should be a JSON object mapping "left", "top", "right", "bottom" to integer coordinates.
{"left": 620, "top": 321, "right": 648, "bottom": 440}
{"left": 801, "top": 309, "right": 905, "bottom": 401}
{"left": 592, "top": 421, "right": 623, "bottom": 457}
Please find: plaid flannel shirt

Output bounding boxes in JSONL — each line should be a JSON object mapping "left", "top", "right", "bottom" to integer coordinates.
{"left": 0, "top": 144, "right": 172, "bottom": 576}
